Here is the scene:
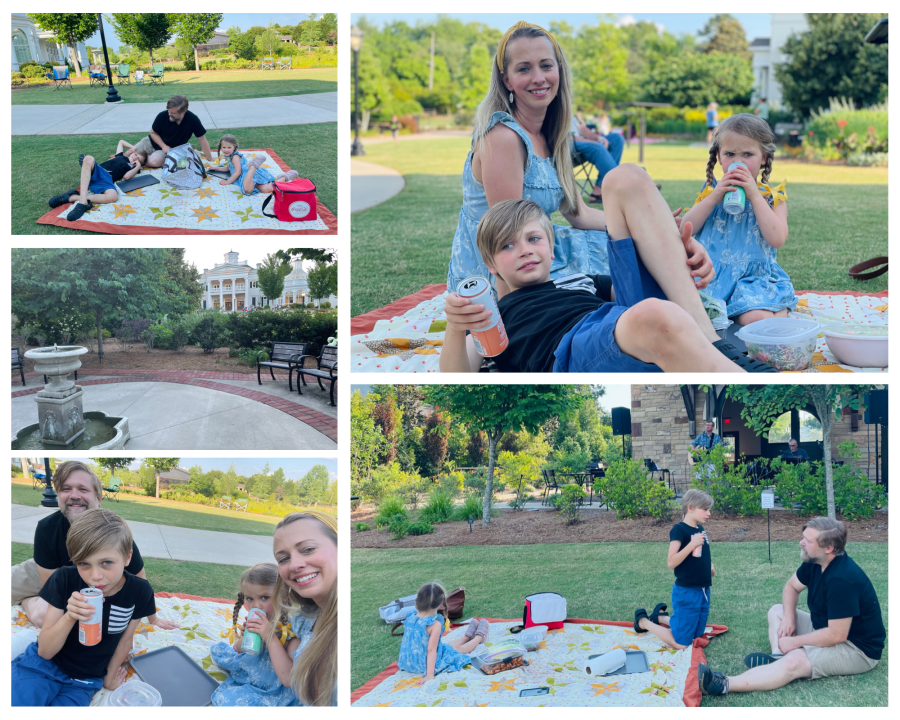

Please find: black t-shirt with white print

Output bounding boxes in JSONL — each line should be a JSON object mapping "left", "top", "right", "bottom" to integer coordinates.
{"left": 39, "top": 566, "right": 156, "bottom": 679}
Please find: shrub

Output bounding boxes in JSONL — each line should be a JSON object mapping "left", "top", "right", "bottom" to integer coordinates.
{"left": 355, "top": 522, "right": 370, "bottom": 532}
{"left": 407, "top": 521, "right": 435, "bottom": 536}
{"left": 225, "top": 310, "right": 336, "bottom": 357}
{"left": 596, "top": 459, "right": 676, "bottom": 521}
{"left": 235, "top": 345, "right": 268, "bottom": 367}
{"left": 692, "top": 446, "right": 764, "bottom": 517}
{"left": 142, "top": 324, "right": 166, "bottom": 352}
{"left": 419, "top": 489, "right": 454, "bottom": 524}
{"left": 807, "top": 98, "right": 888, "bottom": 149}
{"left": 557, "top": 484, "right": 586, "bottom": 525}
{"left": 119, "top": 318, "right": 152, "bottom": 343}
{"left": 847, "top": 152, "right": 889, "bottom": 167}
{"left": 12, "top": 464, "right": 21, "bottom": 477}
{"left": 374, "top": 495, "right": 406, "bottom": 528}
{"left": 320, "top": 301, "right": 331, "bottom": 308}
{"left": 22, "top": 65, "right": 48, "bottom": 78}
{"left": 358, "top": 463, "right": 423, "bottom": 504}
{"left": 507, "top": 494, "right": 535, "bottom": 509}
{"left": 452, "top": 493, "right": 484, "bottom": 522}
{"left": 191, "top": 311, "right": 232, "bottom": 352}
{"left": 432, "top": 471, "right": 465, "bottom": 497}
{"left": 307, "top": 302, "right": 316, "bottom": 308}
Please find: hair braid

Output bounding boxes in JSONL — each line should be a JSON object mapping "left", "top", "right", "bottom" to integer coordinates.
{"left": 705, "top": 144, "right": 718, "bottom": 189}
{"left": 232, "top": 591, "right": 244, "bottom": 627}
{"left": 761, "top": 153, "right": 773, "bottom": 186}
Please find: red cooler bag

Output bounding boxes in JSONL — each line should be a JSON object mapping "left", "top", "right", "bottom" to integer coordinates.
{"left": 261, "top": 178, "right": 317, "bottom": 222}
{"left": 523, "top": 592, "right": 567, "bottom": 630}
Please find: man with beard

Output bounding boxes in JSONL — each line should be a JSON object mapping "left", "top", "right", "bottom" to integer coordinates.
{"left": 698, "top": 517, "right": 885, "bottom": 696}
{"left": 144, "top": 95, "right": 214, "bottom": 168}
{"left": 11, "top": 461, "right": 177, "bottom": 629}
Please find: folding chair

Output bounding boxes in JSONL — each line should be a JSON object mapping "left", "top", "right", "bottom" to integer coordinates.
{"left": 134, "top": 69, "right": 145, "bottom": 86}
{"left": 89, "top": 64, "right": 107, "bottom": 88}
{"left": 276, "top": 56, "right": 292, "bottom": 70}
{"left": 51, "top": 66, "right": 72, "bottom": 91}
{"left": 32, "top": 471, "right": 47, "bottom": 491}
{"left": 116, "top": 63, "right": 131, "bottom": 84}
{"left": 149, "top": 63, "right": 165, "bottom": 86}
{"left": 571, "top": 148, "right": 598, "bottom": 198}
{"left": 261, "top": 56, "right": 274, "bottom": 70}
{"left": 102, "top": 476, "right": 122, "bottom": 502}
{"left": 218, "top": 495, "right": 233, "bottom": 510}
{"left": 234, "top": 499, "right": 249, "bottom": 513}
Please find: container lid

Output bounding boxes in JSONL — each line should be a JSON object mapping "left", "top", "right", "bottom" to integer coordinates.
{"left": 734, "top": 317, "right": 821, "bottom": 344}
{"left": 107, "top": 680, "right": 162, "bottom": 706}
{"left": 823, "top": 322, "right": 888, "bottom": 339}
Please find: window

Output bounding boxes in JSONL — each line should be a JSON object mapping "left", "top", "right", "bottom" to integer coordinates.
{"left": 769, "top": 410, "right": 822, "bottom": 443}
{"left": 13, "top": 29, "right": 32, "bottom": 66}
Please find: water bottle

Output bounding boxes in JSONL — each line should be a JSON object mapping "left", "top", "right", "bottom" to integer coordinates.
{"left": 241, "top": 608, "right": 266, "bottom": 655}
{"left": 722, "top": 162, "right": 747, "bottom": 215}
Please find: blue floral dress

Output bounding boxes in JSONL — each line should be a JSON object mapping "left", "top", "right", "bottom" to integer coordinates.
{"left": 210, "top": 612, "right": 318, "bottom": 706}
{"left": 229, "top": 151, "right": 277, "bottom": 196}
{"left": 448, "top": 111, "right": 610, "bottom": 293}
{"left": 397, "top": 613, "right": 470, "bottom": 675}
{"left": 694, "top": 178, "right": 796, "bottom": 318}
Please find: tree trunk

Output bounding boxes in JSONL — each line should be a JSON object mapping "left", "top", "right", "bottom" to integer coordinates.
{"left": 155, "top": 470, "right": 160, "bottom": 499}
{"left": 20, "top": 459, "right": 31, "bottom": 480}
{"left": 361, "top": 110, "right": 371, "bottom": 133}
{"left": 69, "top": 39, "right": 82, "bottom": 77}
{"left": 483, "top": 428, "right": 499, "bottom": 526}
{"left": 149, "top": 48, "right": 154, "bottom": 66}
{"left": 194, "top": 46, "right": 200, "bottom": 71}
{"left": 811, "top": 385, "right": 837, "bottom": 519}
{"left": 95, "top": 309, "right": 105, "bottom": 363}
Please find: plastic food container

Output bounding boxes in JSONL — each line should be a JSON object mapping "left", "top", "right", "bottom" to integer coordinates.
{"left": 712, "top": 316, "right": 733, "bottom": 341}
{"left": 822, "top": 323, "right": 888, "bottom": 368}
{"left": 106, "top": 680, "right": 163, "bottom": 706}
{"left": 471, "top": 653, "right": 525, "bottom": 675}
{"left": 735, "top": 318, "right": 821, "bottom": 371}
{"left": 518, "top": 625, "right": 548, "bottom": 651}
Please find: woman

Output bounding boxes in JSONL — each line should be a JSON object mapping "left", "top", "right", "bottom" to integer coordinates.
{"left": 272, "top": 511, "right": 337, "bottom": 706}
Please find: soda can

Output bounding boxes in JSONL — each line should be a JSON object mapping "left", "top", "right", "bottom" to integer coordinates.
{"left": 79, "top": 587, "right": 103, "bottom": 646}
{"left": 692, "top": 530, "right": 708, "bottom": 557}
{"left": 241, "top": 608, "right": 266, "bottom": 655}
{"left": 722, "top": 162, "right": 747, "bottom": 215}
{"left": 456, "top": 277, "right": 508, "bottom": 357}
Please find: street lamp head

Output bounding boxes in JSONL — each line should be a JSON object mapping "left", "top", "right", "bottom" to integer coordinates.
{"left": 350, "top": 26, "right": 364, "bottom": 53}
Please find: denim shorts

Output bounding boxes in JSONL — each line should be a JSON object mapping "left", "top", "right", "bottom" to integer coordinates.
{"left": 86, "top": 161, "right": 117, "bottom": 197}
{"left": 11, "top": 642, "right": 104, "bottom": 706}
{"left": 553, "top": 236, "right": 667, "bottom": 372}
{"left": 669, "top": 584, "right": 711, "bottom": 647}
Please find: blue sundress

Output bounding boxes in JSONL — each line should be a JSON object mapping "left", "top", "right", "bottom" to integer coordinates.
{"left": 397, "top": 613, "right": 470, "bottom": 675}
{"left": 448, "top": 111, "right": 609, "bottom": 293}
{"left": 694, "top": 178, "right": 796, "bottom": 318}
{"left": 229, "top": 150, "right": 277, "bottom": 196}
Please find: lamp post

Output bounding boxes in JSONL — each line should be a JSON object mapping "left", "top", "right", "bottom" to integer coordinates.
{"left": 350, "top": 26, "right": 365, "bottom": 156}
{"left": 40, "top": 457, "right": 58, "bottom": 508}
{"left": 96, "top": 13, "right": 122, "bottom": 104}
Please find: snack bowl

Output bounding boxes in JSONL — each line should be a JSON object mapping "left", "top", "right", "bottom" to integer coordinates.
{"left": 822, "top": 323, "right": 888, "bottom": 368}
{"left": 471, "top": 653, "right": 525, "bottom": 675}
{"left": 519, "top": 625, "right": 549, "bottom": 652}
{"left": 735, "top": 318, "right": 821, "bottom": 371}
{"left": 106, "top": 680, "right": 162, "bottom": 706}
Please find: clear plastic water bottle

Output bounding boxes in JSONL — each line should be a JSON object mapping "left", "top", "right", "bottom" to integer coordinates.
{"left": 722, "top": 162, "right": 747, "bottom": 215}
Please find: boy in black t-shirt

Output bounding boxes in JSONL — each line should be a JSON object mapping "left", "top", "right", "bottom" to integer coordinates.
{"left": 12, "top": 509, "right": 157, "bottom": 706}
{"left": 634, "top": 489, "right": 715, "bottom": 649}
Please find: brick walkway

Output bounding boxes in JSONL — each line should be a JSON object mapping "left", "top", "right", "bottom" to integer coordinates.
{"left": 13, "top": 369, "right": 337, "bottom": 443}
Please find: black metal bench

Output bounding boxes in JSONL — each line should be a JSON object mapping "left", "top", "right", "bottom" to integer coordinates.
{"left": 295, "top": 346, "right": 337, "bottom": 406}
{"left": 12, "top": 348, "right": 25, "bottom": 386}
{"left": 257, "top": 341, "right": 307, "bottom": 391}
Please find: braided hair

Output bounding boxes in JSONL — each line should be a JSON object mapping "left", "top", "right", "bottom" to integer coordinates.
{"left": 217, "top": 134, "right": 239, "bottom": 165}
{"left": 706, "top": 113, "right": 776, "bottom": 188}
{"left": 233, "top": 563, "right": 289, "bottom": 638}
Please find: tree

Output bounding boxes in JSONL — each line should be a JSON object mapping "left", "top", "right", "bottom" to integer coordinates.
{"left": 297, "top": 14, "right": 320, "bottom": 51}
{"left": 641, "top": 50, "right": 755, "bottom": 106}
{"left": 353, "top": 47, "right": 391, "bottom": 132}
{"left": 425, "top": 386, "right": 580, "bottom": 524}
{"left": 28, "top": 13, "right": 97, "bottom": 77}
{"left": 230, "top": 30, "right": 256, "bottom": 61}
{"left": 699, "top": 14, "right": 751, "bottom": 60}
{"left": 372, "top": 392, "right": 401, "bottom": 464}
{"left": 92, "top": 457, "right": 136, "bottom": 480}
{"left": 553, "top": 20, "right": 630, "bottom": 110}
{"left": 108, "top": 13, "right": 173, "bottom": 66}
{"left": 351, "top": 390, "right": 386, "bottom": 495}
{"left": 256, "top": 253, "right": 292, "bottom": 306}
{"left": 141, "top": 457, "right": 179, "bottom": 498}
{"left": 188, "top": 465, "right": 216, "bottom": 497}
{"left": 277, "top": 248, "right": 337, "bottom": 265}
{"left": 300, "top": 464, "right": 331, "bottom": 504}
{"left": 307, "top": 260, "right": 337, "bottom": 307}
{"left": 422, "top": 411, "right": 450, "bottom": 474}
{"left": 725, "top": 385, "right": 878, "bottom": 519}
{"left": 255, "top": 20, "right": 281, "bottom": 59}
{"left": 319, "top": 13, "right": 337, "bottom": 46}
{"left": 171, "top": 12, "right": 223, "bottom": 71}
{"left": 458, "top": 44, "right": 492, "bottom": 110}
{"left": 775, "top": 13, "right": 889, "bottom": 118}
{"left": 162, "top": 249, "right": 202, "bottom": 310}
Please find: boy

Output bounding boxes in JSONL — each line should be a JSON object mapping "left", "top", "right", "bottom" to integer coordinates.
{"left": 12, "top": 508, "right": 157, "bottom": 706}
{"left": 634, "top": 489, "right": 715, "bottom": 649}
{"left": 440, "top": 166, "right": 775, "bottom": 373}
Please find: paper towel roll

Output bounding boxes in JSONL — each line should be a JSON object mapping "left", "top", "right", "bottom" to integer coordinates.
{"left": 580, "top": 648, "right": 627, "bottom": 676}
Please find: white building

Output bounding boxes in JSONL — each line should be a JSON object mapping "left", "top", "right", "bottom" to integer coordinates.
{"left": 749, "top": 14, "right": 809, "bottom": 108}
{"left": 199, "top": 251, "right": 337, "bottom": 312}
{"left": 11, "top": 14, "right": 90, "bottom": 72}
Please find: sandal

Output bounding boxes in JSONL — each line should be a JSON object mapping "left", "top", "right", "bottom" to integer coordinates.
{"left": 588, "top": 191, "right": 603, "bottom": 204}
{"left": 649, "top": 603, "right": 668, "bottom": 625}
{"left": 712, "top": 340, "right": 778, "bottom": 373}
{"left": 633, "top": 608, "right": 649, "bottom": 633}
{"left": 65, "top": 200, "right": 93, "bottom": 221}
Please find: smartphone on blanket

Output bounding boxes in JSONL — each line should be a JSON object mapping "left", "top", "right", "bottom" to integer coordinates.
{"left": 520, "top": 687, "right": 550, "bottom": 697}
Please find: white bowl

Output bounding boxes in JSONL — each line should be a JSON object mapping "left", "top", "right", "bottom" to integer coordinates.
{"left": 823, "top": 324, "right": 888, "bottom": 368}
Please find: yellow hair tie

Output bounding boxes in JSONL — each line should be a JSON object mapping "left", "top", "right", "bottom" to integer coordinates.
{"left": 694, "top": 184, "right": 715, "bottom": 206}
{"left": 759, "top": 179, "right": 788, "bottom": 209}
{"left": 496, "top": 21, "right": 562, "bottom": 72}
{"left": 276, "top": 622, "right": 297, "bottom": 646}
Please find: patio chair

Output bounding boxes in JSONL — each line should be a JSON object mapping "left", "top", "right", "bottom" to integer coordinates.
{"left": 276, "top": 56, "right": 292, "bottom": 70}
{"left": 541, "top": 469, "right": 561, "bottom": 506}
{"left": 149, "top": 63, "right": 165, "bottom": 86}
{"left": 588, "top": 466, "right": 606, "bottom": 508}
{"left": 571, "top": 147, "right": 597, "bottom": 198}
{"left": 134, "top": 69, "right": 145, "bottom": 86}
{"left": 116, "top": 63, "right": 131, "bottom": 85}
{"left": 102, "top": 476, "right": 122, "bottom": 502}
{"left": 51, "top": 66, "right": 72, "bottom": 91}
{"left": 218, "top": 495, "right": 233, "bottom": 510}
{"left": 261, "top": 56, "right": 274, "bottom": 70}
{"left": 234, "top": 499, "right": 249, "bottom": 513}
{"left": 12, "top": 348, "right": 26, "bottom": 387}
{"left": 89, "top": 64, "right": 107, "bottom": 88}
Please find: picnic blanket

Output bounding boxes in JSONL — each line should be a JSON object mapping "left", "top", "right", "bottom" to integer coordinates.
{"left": 350, "top": 287, "right": 888, "bottom": 374}
{"left": 11, "top": 592, "right": 243, "bottom": 706}
{"left": 352, "top": 618, "right": 728, "bottom": 707}
{"left": 36, "top": 149, "right": 336, "bottom": 235}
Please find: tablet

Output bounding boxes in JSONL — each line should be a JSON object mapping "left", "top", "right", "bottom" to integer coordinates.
{"left": 117, "top": 174, "right": 160, "bottom": 193}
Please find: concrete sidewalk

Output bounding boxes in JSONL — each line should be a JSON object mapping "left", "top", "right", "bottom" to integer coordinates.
{"left": 12, "top": 504, "right": 275, "bottom": 566}
{"left": 351, "top": 159, "right": 405, "bottom": 212}
{"left": 11, "top": 91, "right": 337, "bottom": 136}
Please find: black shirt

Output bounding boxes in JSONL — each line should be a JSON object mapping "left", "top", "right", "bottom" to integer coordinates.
{"left": 796, "top": 553, "right": 885, "bottom": 660}
{"left": 100, "top": 152, "right": 137, "bottom": 183}
{"left": 670, "top": 521, "right": 712, "bottom": 587}
{"left": 782, "top": 449, "right": 809, "bottom": 460}
{"left": 39, "top": 566, "right": 156, "bottom": 678}
{"left": 33, "top": 511, "right": 144, "bottom": 575}
{"left": 493, "top": 273, "right": 613, "bottom": 373}
{"left": 150, "top": 110, "right": 206, "bottom": 151}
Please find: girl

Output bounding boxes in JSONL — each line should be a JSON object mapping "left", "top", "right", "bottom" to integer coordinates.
{"left": 706, "top": 102, "right": 719, "bottom": 145}
{"left": 682, "top": 114, "right": 795, "bottom": 326}
{"left": 210, "top": 563, "right": 300, "bottom": 706}
{"left": 215, "top": 134, "right": 299, "bottom": 195}
{"left": 398, "top": 582, "right": 488, "bottom": 683}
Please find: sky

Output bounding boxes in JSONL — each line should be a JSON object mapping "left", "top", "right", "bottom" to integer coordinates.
{"left": 22, "top": 457, "right": 337, "bottom": 480}
{"left": 180, "top": 245, "right": 312, "bottom": 274}
{"left": 350, "top": 13, "right": 772, "bottom": 41}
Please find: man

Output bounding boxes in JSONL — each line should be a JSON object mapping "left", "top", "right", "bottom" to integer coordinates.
{"left": 692, "top": 421, "right": 723, "bottom": 451}
{"left": 782, "top": 438, "right": 809, "bottom": 461}
{"left": 699, "top": 517, "right": 885, "bottom": 697}
{"left": 570, "top": 115, "right": 625, "bottom": 203}
{"left": 754, "top": 98, "right": 771, "bottom": 129}
{"left": 11, "top": 461, "right": 177, "bottom": 629}
{"left": 145, "top": 95, "right": 214, "bottom": 168}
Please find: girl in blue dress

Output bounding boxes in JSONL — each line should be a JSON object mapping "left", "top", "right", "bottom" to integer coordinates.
{"left": 398, "top": 582, "right": 488, "bottom": 683}
{"left": 210, "top": 563, "right": 301, "bottom": 706}
{"left": 682, "top": 113, "right": 795, "bottom": 326}
{"left": 214, "top": 134, "right": 299, "bottom": 195}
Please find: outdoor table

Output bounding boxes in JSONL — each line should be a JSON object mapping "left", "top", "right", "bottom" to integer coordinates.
{"left": 558, "top": 472, "right": 592, "bottom": 505}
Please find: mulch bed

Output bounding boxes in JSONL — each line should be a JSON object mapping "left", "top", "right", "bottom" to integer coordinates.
{"left": 350, "top": 506, "right": 888, "bottom": 549}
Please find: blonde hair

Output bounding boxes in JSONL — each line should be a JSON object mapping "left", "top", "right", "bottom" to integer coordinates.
{"left": 167, "top": 95, "right": 189, "bottom": 111}
{"left": 53, "top": 460, "right": 102, "bottom": 502}
{"left": 217, "top": 134, "right": 239, "bottom": 162}
{"left": 415, "top": 581, "right": 447, "bottom": 613}
{"left": 707, "top": 113, "right": 776, "bottom": 188}
{"left": 232, "top": 563, "right": 289, "bottom": 632}
{"left": 476, "top": 198, "right": 554, "bottom": 274}
{"left": 66, "top": 508, "right": 133, "bottom": 564}
{"left": 803, "top": 517, "right": 847, "bottom": 555}
{"left": 681, "top": 488, "right": 714, "bottom": 517}
{"left": 273, "top": 511, "right": 337, "bottom": 707}
{"left": 473, "top": 23, "right": 579, "bottom": 216}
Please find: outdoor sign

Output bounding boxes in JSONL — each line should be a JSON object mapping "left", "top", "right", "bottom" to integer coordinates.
{"left": 761, "top": 490, "right": 775, "bottom": 509}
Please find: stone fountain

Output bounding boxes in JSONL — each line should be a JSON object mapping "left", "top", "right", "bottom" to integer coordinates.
{"left": 11, "top": 345, "right": 130, "bottom": 450}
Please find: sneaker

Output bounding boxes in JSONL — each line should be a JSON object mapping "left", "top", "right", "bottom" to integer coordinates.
{"left": 49, "top": 189, "right": 78, "bottom": 209}
{"left": 78, "top": 153, "right": 86, "bottom": 166}
{"left": 698, "top": 662, "right": 729, "bottom": 696}
{"left": 712, "top": 340, "right": 778, "bottom": 373}
{"left": 66, "top": 200, "right": 93, "bottom": 221}
{"left": 744, "top": 652, "right": 782, "bottom": 669}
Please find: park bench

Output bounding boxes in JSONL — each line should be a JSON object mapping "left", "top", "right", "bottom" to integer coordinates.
{"left": 51, "top": 66, "right": 72, "bottom": 91}
{"left": 102, "top": 476, "right": 122, "bottom": 502}
{"left": 257, "top": 341, "right": 307, "bottom": 391}
{"left": 295, "top": 346, "right": 337, "bottom": 406}
{"left": 218, "top": 495, "right": 233, "bottom": 510}
{"left": 116, "top": 63, "right": 131, "bottom": 84}
{"left": 12, "top": 348, "right": 26, "bottom": 387}
{"left": 234, "top": 499, "right": 248, "bottom": 513}
{"left": 276, "top": 56, "right": 292, "bottom": 70}
{"left": 89, "top": 64, "right": 106, "bottom": 88}
{"left": 149, "top": 63, "right": 165, "bottom": 86}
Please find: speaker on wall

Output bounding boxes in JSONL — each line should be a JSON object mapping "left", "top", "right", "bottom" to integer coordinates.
{"left": 865, "top": 389, "right": 887, "bottom": 426}
{"left": 611, "top": 407, "right": 632, "bottom": 436}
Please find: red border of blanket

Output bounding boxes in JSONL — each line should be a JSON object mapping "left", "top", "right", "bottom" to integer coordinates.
{"left": 350, "top": 286, "right": 889, "bottom": 336}
{"left": 155, "top": 591, "right": 234, "bottom": 604}
{"left": 350, "top": 617, "right": 729, "bottom": 707}
{"left": 36, "top": 149, "right": 337, "bottom": 235}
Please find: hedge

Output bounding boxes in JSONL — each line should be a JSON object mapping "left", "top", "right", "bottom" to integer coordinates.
{"left": 225, "top": 310, "right": 337, "bottom": 356}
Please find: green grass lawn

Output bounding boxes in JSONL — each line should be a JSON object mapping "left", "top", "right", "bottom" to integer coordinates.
{"left": 11, "top": 68, "right": 336, "bottom": 105}
{"left": 13, "top": 542, "right": 244, "bottom": 599}
{"left": 351, "top": 542, "right": 888, "bottom": 706}
{"left": 351, "top": 139, "right": 888, "bottom": 316}
{"left": 11, "top": 122, "right": 336, "bottom": 234}
{"left": 12, "top": 481, "right": 279, "bottom": 536}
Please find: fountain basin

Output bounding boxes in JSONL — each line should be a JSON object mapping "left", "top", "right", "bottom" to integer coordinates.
{"left": 26, "top": 345, "right": 88, "bottom": 396}
{"left": 12, "top": 412, "right": 130, "bottom": 450}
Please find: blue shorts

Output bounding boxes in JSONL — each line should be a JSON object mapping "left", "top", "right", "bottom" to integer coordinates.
{"left": 669, "top": 584, "right": 711, "bottom": 647}
{"left": 86, "top": 161, "right": 117, "bottom": 197}
{"left": 553, "top": 236, "right": 667, "bottom": 372}
{"left": 11, "top": 642, "right": 104, "bottom": 706}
